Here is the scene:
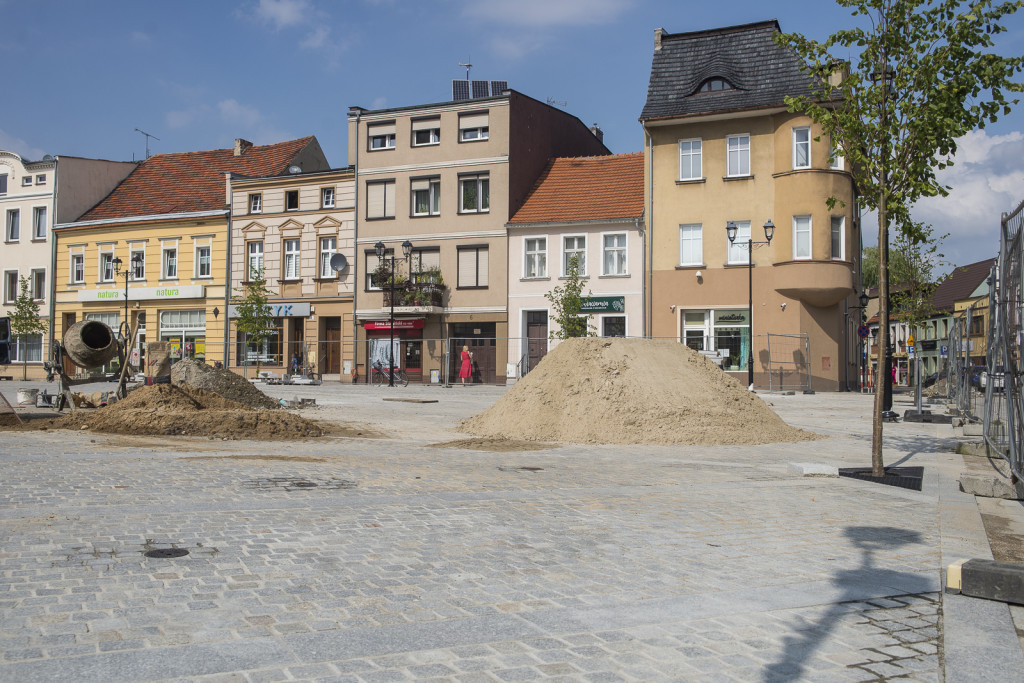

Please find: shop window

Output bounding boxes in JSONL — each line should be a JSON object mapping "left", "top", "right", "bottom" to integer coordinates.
{"left": 236, "top": 318, "right": 283, "bottom": 366}
{"left": 602, "top": 316, "right": 626, "bottom": 337}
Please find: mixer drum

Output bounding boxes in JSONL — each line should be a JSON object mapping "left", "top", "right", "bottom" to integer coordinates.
{"left": 63, "top": 320, "right": 118, "bottom": 369}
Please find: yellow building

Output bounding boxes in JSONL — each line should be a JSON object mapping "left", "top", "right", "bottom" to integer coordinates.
{"left": 640, "top": 21, "right": 861, "bottom": 391}
{"left": 52, "top": 138, "right": 328, "bottom": 374}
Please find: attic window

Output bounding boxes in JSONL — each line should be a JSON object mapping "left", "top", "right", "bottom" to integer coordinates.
{"left": 698, "top": 78, "right": 734, "bottom": 93}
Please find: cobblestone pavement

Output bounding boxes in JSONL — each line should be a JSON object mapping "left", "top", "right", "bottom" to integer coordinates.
{"left": 0, "top": 387, "right": 1006, "bottom": 681}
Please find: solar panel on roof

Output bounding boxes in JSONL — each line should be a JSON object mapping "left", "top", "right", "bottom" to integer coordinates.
{"left": 490, "top": 81, "right": 508, "bottom": 95}
{"left": 471, "top": 80, "right": 489, "bottom": 98}
{"left": 452, "top": 80, "right": 470, "bottom": 101}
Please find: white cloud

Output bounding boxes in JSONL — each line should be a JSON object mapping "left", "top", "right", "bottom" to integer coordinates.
{"left": 490, "top": 34, "right": 546, "bottom": 61}
{"left": 0, "top": 129, "right": 46, "bottom": 160}
{"left": 218, "top": 99, "right": 265, "bottom": 128}
{"left": 130, "top": 31, "right": 152, "bottom": 45}
{"left": 371, "top": 96, "right": 388, "bottom": 109}
{"left": 254, "top": 0, "right": 310, "bottom": 30}
{"left": 462, "top": 0, "right": 632, "bottom": 27}
{"left": 300, "top": 25, "right": 329, "bottom": 49}
{"left": 166, "top": 105, "right": 210, "bottom": 129}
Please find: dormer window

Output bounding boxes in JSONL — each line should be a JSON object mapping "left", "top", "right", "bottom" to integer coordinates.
{"left": 698, "top": 78, "right": 734, "bottom": 93}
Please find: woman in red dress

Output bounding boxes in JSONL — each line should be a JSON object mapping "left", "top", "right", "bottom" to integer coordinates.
{"left": 459, "top": 345, "right": 473, "bottom": 385}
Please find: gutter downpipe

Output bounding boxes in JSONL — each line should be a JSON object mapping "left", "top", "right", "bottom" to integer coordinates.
{"left": 224, "top": 173, "right": 233, "bottom": 367}
{"left": 645, "top": 127, "right": 654, "bottom": 338}
{"left": 48, "top": 158, "right": 59, "bottom": 348}
{"left": 352, "top": 110, "right": 361, "bottom": 384}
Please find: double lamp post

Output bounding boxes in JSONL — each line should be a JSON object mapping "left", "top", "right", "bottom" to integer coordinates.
{"left": 726, "top": 219, "right": 774, "bottom": 390}
{"left": 111, "top": 252, "right": 143, "bottom": 341}
{"left": 374, "top": 239, "right": 413, "bottom": 387}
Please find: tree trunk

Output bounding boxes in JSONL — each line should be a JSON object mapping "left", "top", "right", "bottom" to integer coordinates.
{"left": 871, "top": 197, "right": 888, "bottom": 477}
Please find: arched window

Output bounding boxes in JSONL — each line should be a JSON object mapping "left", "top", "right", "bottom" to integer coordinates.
{"left": 698, "top": 78, "right": 734, "bottom": 93}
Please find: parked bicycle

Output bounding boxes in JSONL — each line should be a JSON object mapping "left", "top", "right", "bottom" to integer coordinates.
{"left": 370, "top": 360, "right": 409, "bottom": 387}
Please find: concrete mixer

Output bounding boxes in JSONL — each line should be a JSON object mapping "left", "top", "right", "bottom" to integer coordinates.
{"left": 44, "top": 320, "right": 135, "bottom": 411}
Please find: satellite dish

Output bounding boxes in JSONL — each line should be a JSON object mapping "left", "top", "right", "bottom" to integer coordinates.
{"left": 329, "top": 253, "right": 348, "bottom": 272}
{"left": 288, "top": 164, "right": 302, "bottom": 174}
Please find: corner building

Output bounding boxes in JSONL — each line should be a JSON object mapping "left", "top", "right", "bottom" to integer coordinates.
{"left": 640, "top": 21, "right": 861, "bottom": 391}
{"left": 348, "top": 90, "right": 609, "bottom": 384}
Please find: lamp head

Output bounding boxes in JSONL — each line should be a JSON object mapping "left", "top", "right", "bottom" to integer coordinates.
{"left": 859, "top": 291, "right": 870, "bottom": 308}
{"left": 131, "top": 251, "right": 143, "bottom": 266}
{"left": 763, "top": 220, "right": 775, "bottom": 243}
{"left": 726, "top": 221, "right": 737, "bottom": 244}
{"left": 401, "top": 239, "right": 413, "bottom": 259}
{"left": 374, "top": 241, "right": 386, "bottom": 259}
{"left": 111, "top": 256, "right": 123, "bottom": 274}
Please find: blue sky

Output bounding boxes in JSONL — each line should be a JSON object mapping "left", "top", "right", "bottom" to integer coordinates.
{"left": 2, "top": 0, "right": 1021, "bottom": 269}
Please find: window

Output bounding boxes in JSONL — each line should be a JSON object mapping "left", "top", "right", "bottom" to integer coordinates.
{"left": 831, "top": 216, "right": 845, "bottom": 260}
{"left": 30, "top": 269, "right": 45, "bottom": 300}
{"left": 457, "top": 246, "right": 488, "bottom": 288}
{"left": 246, "top": 241, "right": 264, "bottom": 278}
{"left": 727, "top": 221, "right": 751, "bottom": 264}
{"left": 319, "top": 236, "right": 337, "bottom": 278}
{"left": 22, "top": 176, "right": 32, "bottom": 187}
{"left": 368, "top": 122, "right": 397, "bottom": 150}
{"left": 563, "top": 235, "right": 586, "bottom": 276}
{"left": 283, "top": 239, "right": 300, "bottom": 279}
{"left": 829, "top": 138, "right": 844, "bottom": 170}
{"left": 131, "top": 250, "right": 145, "bottom": 280}
{"left": 9, "top": 334, "right": 42, "bottom": 363}
{"left": 459, "top": 112, "right": 489, "bottom": 141}
{"left": 33, "top": 207, "right": 46, "bottom": 239}
{"left": 678, "top": 139, "right": 702, "bottom": 180}
{"left": 793, "top": 215, "right": 812, "bottom": 259}
{"left": 726, "top": 134, "right": 750, "bottom": 177}
{"left": 602, "top": 316, "right": 626, "bottom": 337}
{"left": 249, "top": 193, "right": 262, "bottom": 213}
{"left": 162, "top": 248, "right": 178, "bottom": 279}
{"left": 6, "top": 209, "right": 19, "bottom": 241}
{"left": 366, "top": 181, "right": 396, "bottom": 219}
{"left": 0, "top": 174, "right": 7, "bottom": 195}
{"left": 679, "top": 224, "right": 703, "bottom": 266}
{"left": 285, "top": 190, "right": 299, "bottom": 211}
{"left": 321, "top": 187, "right": 335, "bottom": 208}
{"left": 603, "top": 233, "right": 627, "bottom": 276}
{"left": 100, "top": 253, "right": 115, "bottom": 282}
{"left": 365, "top": 249, "right": 390, "bottom": 291}
{"left": 410, "top": 248, "right": 440, "bottom": 283}
{"left": 412, "top": 178, "right": 441, "bottom": 216}
{"left": 793, "top": 127, "right": 811, "bottom": 169}
{"left": 970, "top": 315, "right": 985, "bottom": 336}
{"left": 236, "top": 318, "right": 284, "bottom": 366}
{"left": 524, "top": 237, "right": 547, "bottom": 278}
{"left": 70, "top": 254, "right": 84, "bottom": 284}
{"left": 196, "top": 246, "right": 212, "bottom": 278}
{"left": 459, "top": 174, "right": 489, "bottom": 213}
{"left": 35, "top": 174, "right": 46, "bottom": 185}
{"left": 3, "top": 271, "right": 17, "bottom": 303}
{"left": 698, "top": 78, "right": 733, "bottom": 92}
{"left": 412, "top": 118, "right": 441, "bottom": 146}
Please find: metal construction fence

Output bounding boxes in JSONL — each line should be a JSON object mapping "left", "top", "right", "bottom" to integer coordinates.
{"left": 759, "top": 333, "right": 813, "bottom": 393}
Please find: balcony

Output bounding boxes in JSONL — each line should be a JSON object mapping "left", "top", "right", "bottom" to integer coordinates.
{"left": 381, "top": 282, "right": 446, "bottom": 314}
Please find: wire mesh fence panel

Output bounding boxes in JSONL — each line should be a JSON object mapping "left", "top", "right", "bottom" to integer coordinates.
{"left": 760, "top": 333, "right": 812, "bottom": 392}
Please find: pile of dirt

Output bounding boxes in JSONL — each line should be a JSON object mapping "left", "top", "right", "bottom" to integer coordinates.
{"left": 459, "top": 338, "right": 817, "bottom": 446}
{"left": 58, "top": 383, "right": 323, "bottom": 439}
{"left": 170, "top": 359, "right": 280, "bottom": 409}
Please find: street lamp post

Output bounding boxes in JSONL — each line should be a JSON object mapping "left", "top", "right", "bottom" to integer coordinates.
{"left": 727, "top": 220, "right": 774, "bottom": 390}
{"left": 374, "top": 239, "right": 413, "bottom": 387}
{"left": 845, "top": 291, "right": 872, "bottom": 391}
{"left": 111, "top": 252, "right": 143, "bottom": 341}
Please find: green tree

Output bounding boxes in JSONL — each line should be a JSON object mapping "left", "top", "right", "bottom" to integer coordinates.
{"left": 544, "top": 255, "right": 595, "bottom": 340}
{"left": 777, "top": 0, "right": 1023, "bottom": 475}
{"left": 9, "top": 276, "right": 47, "bottom": 380}
{"left": 232, "top": 266, "right": 274, "bottom": 377}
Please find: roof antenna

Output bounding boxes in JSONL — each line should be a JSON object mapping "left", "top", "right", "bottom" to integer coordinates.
{"left": 458, "top": 59, "right": 472, "bottom": 81}
{"left": 546, "top": 98, "right": 568, "bottom": 109}
{"left": 134, "top": 128, "right": 160, "bottom": 159}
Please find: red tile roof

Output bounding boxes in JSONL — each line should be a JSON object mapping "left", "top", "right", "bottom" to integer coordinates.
{"left": 509, "top": 153, "right": 644, "bottom": 224}
{"left": 77, "top": 137, "right": 316, "bottom": 222}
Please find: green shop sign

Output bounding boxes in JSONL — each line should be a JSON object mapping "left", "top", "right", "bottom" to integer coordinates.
{"left": 580, "top": 296, "right": 626, "bottom": 314}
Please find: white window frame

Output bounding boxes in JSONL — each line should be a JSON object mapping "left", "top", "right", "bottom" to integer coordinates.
{"left": 22, "top": 176, "right": 32, "bottom": 187}
{"left": 195, "top": 244, "right": 212, "bottom": 279}
{"left": 678, "top": 138, "right": 702, "bottom": 181}
{"left": 524, "top": 237, "right": 547, "bottom": 279}
{"left": 162, "top": 246, "right": 178, "bottom": 279}
{"left": 5, "top": 209, "right": 19, "bottom": 242}
{"left": 130, "top": 248, "right": 146, "bottom": 280}
{"left": 99, "top": 251, "right": 115, "bottom": 283}
{"left": 412, "top": 118, "right": 441, "bottom": 147}
{"left": 459, "top": 174, "right": 489, "bottom": 214}
{"left": 0, "top": 173, "right": 7, "bottom": 195}
{"left": 285, "top": 190, "right": 299, "bottom": 212}
{"left": 459, "top": 112, "right": 490, "bottom": 142}
{"left": 679, "top": 224, "right": 703, "bottom": 266}
{"left": 369, "top": 131, "right": 396, "bottom": 150}
{"left": 562, "top": 234, "right": 587, "bottom": 276}
{"left": 321, "top": 187, "right": 335, "bottom": 208}
{"left": 70, "top": 253, "right": 85, "bottom": 284}
{"left": 3, "top": 270, "right": 18, "bottom": 303}
{"left": 32, "top": 206, "right": 46, "bottom": 240}
{"left": 319, "top": 236, "right": 337, "bottom": 278}
{"left": 793, "top": 127, "right": 811, "bottom": 169}
{"left": 831, "top": 215, "right": 845, "bottom": 261}
{"left": 726, "top": 134, "right": 750, "bottom": 177}
{"left": 602, "top": 232, "right": 628, "bottom": 276}
{"left": 793, "top": 215, "right": 812, "bottom": 260}
{"left": 726, "top": 221, "right": 751, "bottom": 265}
{"left": 411, "top": 178, "right": 441, "bottom": 217}
{"left": 283, "top": 238, "right": 300, "bottom": 280}
{"left": 35, "top": 174, "right": 46, "bottom": 185}
{"left": 249, "top": 193, "right": 262, "bottom": 214}
{"left": 247, "top": 240, "right": 264, "bottom": 279}
{"left": 30, "top": 268, "right": 45, "bottom": 301}
{"left": 829, "top": 138, "right": 844, "bottom": 170}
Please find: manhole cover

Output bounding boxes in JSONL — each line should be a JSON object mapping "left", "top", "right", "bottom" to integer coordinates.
{"left": 144, "top": 548, "right": 190, "bottom": 558}
{"left": 292, "top": 481, "right": 318, "bottom": 488}
{"left": 243, "top": 477, "right": 357, "bottom": 490}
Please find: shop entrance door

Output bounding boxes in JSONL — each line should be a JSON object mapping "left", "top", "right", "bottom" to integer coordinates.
{"left": 449, "top": 322, "right": 496, "bottom": 384}
{"left": 323, "top": 317, "right": 341, "bottom": 374}
{"left": 525, "top": 311, "right": 548, "bottom": 374}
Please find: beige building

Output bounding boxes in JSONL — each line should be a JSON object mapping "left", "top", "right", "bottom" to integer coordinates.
{"left": 1, "top": 151, "right": 135, "bottom": 378}
{"left": 347, "top": 89, "right": 609, "bottom": 384}
{"left": 228, "top": 167, "right": 357, "bottom": 380}
{"left": 640, "top": 21, "right": 861, "bottom": 391}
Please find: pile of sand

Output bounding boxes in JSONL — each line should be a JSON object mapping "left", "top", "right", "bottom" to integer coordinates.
{"left": 171, "top": 359, "right": 280, "bottom": 409}
{"left": 58, "top": 383, "right": 323, "bottom": 439}
{"left": 459, "top": 338, "right": 817, "bottom": 445}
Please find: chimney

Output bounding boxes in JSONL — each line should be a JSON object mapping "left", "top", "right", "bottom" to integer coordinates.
{"left": 654, "top": 27, "right": 665, "bottom": 51}
{"left": 590, "top": 124, "right": 604, "bottom": 143}
{"left": 234, "top": 138, "right": 253, "bottom": 156}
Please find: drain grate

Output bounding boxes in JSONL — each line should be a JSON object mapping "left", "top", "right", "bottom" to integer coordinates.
{"left": 838, "top": 466, "right": 924, "bottom": 491}
{"left": 243, "top": 477, "right": 357, "bottom": 491}
{"left": 498, "top": 465, "right": 544, "bottom": 473}
{"left": 291, "top": 481, "right": 318, "bottom": 488}
{"left": 144, "top": 548, "right": 190, "bottom": 558}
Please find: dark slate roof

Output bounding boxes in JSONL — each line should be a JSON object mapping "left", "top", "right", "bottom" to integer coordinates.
{"left": 930, "top": 258, "right": 996, "bottom": 313}
{"left": 640, "top": 20, "right": 820, "bottom": 121}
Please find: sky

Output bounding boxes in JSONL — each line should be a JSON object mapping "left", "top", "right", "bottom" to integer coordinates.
{"left": 2, "top": 0, "right": 1022, "bottom": 271}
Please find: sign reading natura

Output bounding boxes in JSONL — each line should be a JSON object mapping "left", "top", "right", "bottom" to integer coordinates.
{"left": 77, "top": 285, "right": 205, "bottom": 302}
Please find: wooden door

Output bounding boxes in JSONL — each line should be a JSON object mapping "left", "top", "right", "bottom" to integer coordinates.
{"left": 526, "top": 311, "right": 548, "bottom": 374}
{"left": 323, "top": 317, "right": 341, "bottom": 374}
